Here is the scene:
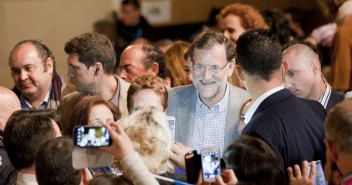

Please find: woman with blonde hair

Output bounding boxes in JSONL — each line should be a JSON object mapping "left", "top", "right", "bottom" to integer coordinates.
{"left": 98, "top": 108, "right": 174, "bottom": 185}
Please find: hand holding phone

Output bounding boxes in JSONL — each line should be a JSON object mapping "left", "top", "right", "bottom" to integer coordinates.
{"left": 74, "top": 126, "right": 112, "bottom": 147}
{"left": 185, "top": 150, "right": 201, "bottom": 184}
{"left": 201, "top": 147, "right": 221, "bottom": 182}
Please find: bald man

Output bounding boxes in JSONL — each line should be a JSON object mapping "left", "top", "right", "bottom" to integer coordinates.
{"left": 283, "top": 44, "right": 344, "bottom": 111}
{"left": 0, "top": 86, "right": 20, "bottom": 185}
{"left": 118, "top": 43, "right": 166, "bottom": 83}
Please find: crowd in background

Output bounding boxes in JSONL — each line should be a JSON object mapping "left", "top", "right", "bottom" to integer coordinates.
{"left": 1, "top": 0, "right": 352, "bottom": 184}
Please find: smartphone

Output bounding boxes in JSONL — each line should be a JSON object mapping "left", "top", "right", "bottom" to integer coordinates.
{"left": 201, "top": 147, "right": 221, "bottom": 182}
{"left": 166, "top": 116, "right": 176, "bottom": 141}
{"left": 308, "top": 160, "right": 327, "bottom": 185}
{"left": 185, "top": 150, "right": 201, "bottom": 184}
{"left": 73, "top": 126, "right": 112, "bottom": 147}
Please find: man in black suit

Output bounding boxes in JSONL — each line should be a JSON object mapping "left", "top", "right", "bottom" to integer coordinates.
{"left": 283, "top": 43, "right": 344, "bottom": 111}
{"left": 235, "top": 29, "right": 326, "bottom": 168}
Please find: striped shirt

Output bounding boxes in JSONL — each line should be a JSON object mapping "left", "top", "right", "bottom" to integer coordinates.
{"left": 319, "top": 85, "right": 332, "bottom": 109}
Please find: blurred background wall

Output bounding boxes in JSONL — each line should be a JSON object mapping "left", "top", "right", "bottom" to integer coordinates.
{"left": 0, "top": 0, "right": 324, "bottom": 88}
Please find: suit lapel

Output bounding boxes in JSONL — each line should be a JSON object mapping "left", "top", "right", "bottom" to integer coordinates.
{"left": 225, "top": 85, "right": 242, "bottom": 147}
{"left": 177, "top": 86, "right": 197, "bottom": 146}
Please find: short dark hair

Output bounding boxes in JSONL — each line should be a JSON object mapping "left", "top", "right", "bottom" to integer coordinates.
{"left": 224, "top": 136, "right": 287, "bottom": 185}
{"left": 189, "top": 30, "right": 236, "bottom": 63}
{"left": 3, "top": 109, "right": 58, "bottom": 170}
{"left": 143, "top": 43, "right": 167, "bottom": 79}
{"left": 64, "top": 32, "right": 116, "bottom": 75}
{"left": 9, "top": 39, "right": 57, "bottom": 71}
{"left": 35, "top": 137, "right": 82, "bottom": 185}
{"left": 122, "top": 0, "right": 140, "bottom": 9}
{"left": 236, "top": 29, "right": 282, "bottom": 81}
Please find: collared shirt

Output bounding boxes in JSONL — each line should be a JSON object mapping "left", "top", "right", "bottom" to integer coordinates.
{"left": 192, "top": 85, "right": 230, "bottom": 155}
{"left": 20, "top": 90, "right": 50, "bottom": 110}
{"left": 88, "top": 76, "right": 120, "bottom": 106}
{"left": 319, "top": 85, "right": 332, "bottom": 109}
{"left": 15, "top": 172, "right": 38, "bottom": 185}
{"left": 244, "top": 86, "right": 284, "bottom": 124}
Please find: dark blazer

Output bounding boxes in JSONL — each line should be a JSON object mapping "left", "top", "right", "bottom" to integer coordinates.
{"left": 326, "top": 88, "right": 345, "bottom": 111}
{"left": 243, "top": 89, "right": 326, "bottom": 168}
{"left": 167, "top": 84, "right": 250, "bottom": 149}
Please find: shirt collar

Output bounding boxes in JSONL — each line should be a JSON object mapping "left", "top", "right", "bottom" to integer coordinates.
{"left": 21, "top": 89, "right": 50, "bottom": 109}
{"left": 244, "top": 86, "right": 284, "bottom": 124}
{"left": 319, "top": 85, "right": 331, "bottom": 109}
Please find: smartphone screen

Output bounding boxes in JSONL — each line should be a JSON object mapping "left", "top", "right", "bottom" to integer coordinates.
{"left": 308, "top": 160, "right": 327, "bottom": 185}
{"left": 74, "top": 126, "right": 112, "bottom": 147}
{"left": 201, "top": 148, "right": 221, "bottom": 182}
{"left": 166, "top": 116, "right": 176, "bottom": 141}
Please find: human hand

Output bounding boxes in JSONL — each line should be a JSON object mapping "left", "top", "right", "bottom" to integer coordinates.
{"left": 196, "top": 169, "right": 238, "bottom": 185}
{"left": 100, "top": 122, "right": 135, "bottom": 160}
{"left": 288, "top": 160, "right": 316, "bottom": 185}
{"left": 0, "top": 155, "right": 2, "bottom": 167}
{"left": 169, "top": 142, "right": 192, "bottom": 170}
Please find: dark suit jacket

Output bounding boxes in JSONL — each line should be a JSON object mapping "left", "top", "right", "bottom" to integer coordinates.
{"left": 326, "top": 88, "right": 345, "bottom": 111}
{"left": 0, "top": 139, "right": 17, "bottom": 185}
{"left": 243, "top": 89, "right": 326, "bottom": 168}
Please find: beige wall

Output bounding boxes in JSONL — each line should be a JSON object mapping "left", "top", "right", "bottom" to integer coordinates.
{"left": 0, "top": 0, "right": 317, "bottom": 88}
{"left": 0, "top": 0, "right": 116, "bottom": 88}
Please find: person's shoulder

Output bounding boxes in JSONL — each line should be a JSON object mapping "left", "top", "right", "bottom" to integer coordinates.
{"left": 168, "top": 84, "right": 195, "bottom": 95}
{"left": 60, "top": 91, "right": 86, "bottom": 107}
{"left": 62, "top": 91, "right": 85, "bottom": 100}
{"left": 228, "top": 84, "right": 249, "bottom": 97}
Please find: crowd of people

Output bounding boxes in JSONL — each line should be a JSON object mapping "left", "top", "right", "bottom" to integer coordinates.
{"left": 1, "top": 0, "right": 352, "bottom": 184}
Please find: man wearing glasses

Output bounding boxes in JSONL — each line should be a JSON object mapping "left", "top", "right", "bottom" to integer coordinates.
{"left": 167, "top": 31, "right": 249, "bottom": 169}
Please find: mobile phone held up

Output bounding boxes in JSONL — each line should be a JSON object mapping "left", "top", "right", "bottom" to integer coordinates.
{"left": 185, "top": 150, "right": 201, "bottom": 184}
{"left": 201, "top": 147, "right": 221, "bottom": 182}
{"left": 73, "top": 126, "right": 112, "bottom": 147}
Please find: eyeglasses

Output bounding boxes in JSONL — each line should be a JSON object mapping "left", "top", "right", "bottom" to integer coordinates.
{"left": 193, "top": 63, "right": 229, "bottom": 74}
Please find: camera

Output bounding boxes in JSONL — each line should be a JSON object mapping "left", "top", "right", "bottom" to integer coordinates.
{"left": 73, "top": 126, "right": 112, "bottom": 147}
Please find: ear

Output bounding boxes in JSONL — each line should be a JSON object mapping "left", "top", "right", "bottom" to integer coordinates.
{"left": 282, "top": 60, "right": 288, "bottom": 76}
{"left": 164, "top": 77, "right": 171, "bottom": 89}
{"left": 227, "top": 59, "right": 235, "bottom": 77}
{"left": 94, "top": 62, "right": 103, "bottom": 72}
{"left": 325, "top": 139, "right": 339, "bottom": 162}
{"left": 150, "top": 62, "right": 159, "bottom": 76}
{"left": 311, "top": 59, "right": 320, "bottom": 76}
{"left": 45, "top": 57, "right": 54, "bottom": 74}
{"left": 235, "top": 65, "right": 245, "bottom": 81}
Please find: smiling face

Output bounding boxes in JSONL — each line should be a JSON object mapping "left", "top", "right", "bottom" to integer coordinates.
{"left": 9, "top": 42, "right": 53, "bottom": 101}
{"left": 191, "top": 44, "right": 233, "bottom": 107}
